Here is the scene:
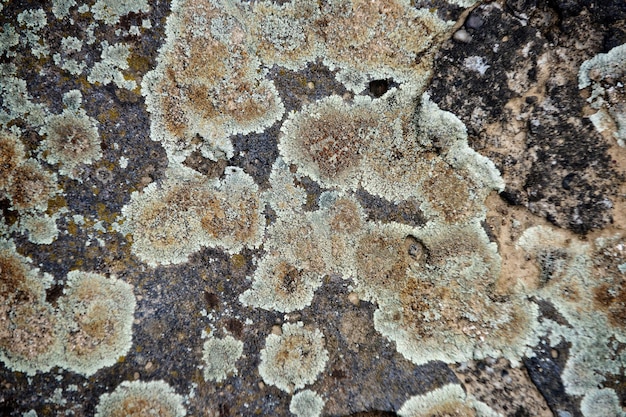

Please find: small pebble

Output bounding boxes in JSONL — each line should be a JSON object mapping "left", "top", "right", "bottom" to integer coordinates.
{"left": 453, "top": 29, "right": 472, "bottom": 43}
{"left": 348, "top": 292, "right": 360, "bottom": 306}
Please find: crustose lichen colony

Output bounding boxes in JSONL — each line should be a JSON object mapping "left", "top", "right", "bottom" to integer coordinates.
{"left": 0, "top": 0, "right": 625, "bottom": 416}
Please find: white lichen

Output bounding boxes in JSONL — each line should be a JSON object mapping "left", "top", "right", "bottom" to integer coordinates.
{"left": 202, "top": 334, "right": 244, "bottom": 382}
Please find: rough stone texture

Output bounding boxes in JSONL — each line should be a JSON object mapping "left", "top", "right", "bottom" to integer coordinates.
{"left": 0, "top": 0, "right": 625, "bottom": 416}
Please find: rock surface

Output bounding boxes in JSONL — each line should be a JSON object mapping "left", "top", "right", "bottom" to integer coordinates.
{"left": 0, "top": 0, "right": 625, "bottom": 416}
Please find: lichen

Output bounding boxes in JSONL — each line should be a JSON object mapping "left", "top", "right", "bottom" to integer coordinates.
{"left": 518, "top": 226, "right": 626, "bottom": 398}
{"left": 201, "top": 334, "right": 244, "bottom": 382}
{"left": 579, "top": 43, "right": 626, "bottom": 146}
{"left": 94, "top": 380, "right": 186, "bottom": 417}
{"left": 119, "top": 164, "right": 263, "bottom": 266}
{"left": 0, "top": 239, "right": 62, "bottom": 375}
{"left": 88, "top": 41, "right": 136, "bottom": 90}
{"left": 91, "top": 0, "right": 151, "bottom": 25}
{"left": 141, "top": 0, "right": 285, "bottom": 163}
{"left": 57, "top": 271, "right": 136, "bottom": 376}
{"left": 398, "top": 384, "right": 501, "bottom": 417}
{"left": 40, "top": 109, "right": 101, "bottom": 179}
{"left": 5, "top": 159, "right": 58, "bottom": 213}
{"left": 580, "top": 388, "right": 626, "bottom": 417}
{"left": 367, "top": 220, "right": 538, "bottom": 365}
{"left": 239, "top": 255, "right": 323, "bottom": 313}
{"left": 18, "top": 213, "right": 60, "bottom": 245}
{"left": 258, "top": 322, "right": 329, "bottom": 393}
{"left": 289, "top": 390, "right": 325, "bottom": 417}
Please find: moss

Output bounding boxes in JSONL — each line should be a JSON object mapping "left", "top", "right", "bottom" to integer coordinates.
{"left": 258, "top": 322, "right": 329, "bottom": 393}
{"left": 201, "top": 334, "right": 244, "bottom": 382}
{"left": 94, "top": 380, "right": 186, "bottom": 417}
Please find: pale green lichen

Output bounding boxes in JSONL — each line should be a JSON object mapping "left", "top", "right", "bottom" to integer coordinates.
{"left": 258, "top": 322, "right": 329, "bottom": 393}
{"left": 91, "top": 0, "right": 151, "bottom": 25}
{"left": 95, "top": 380, "right": 186, "bottom": 417}
{"left": 201, "top": 334, "right": 244, "bottom": 382}
{"left": 18, "top": 213, "right": 60, "bottom": 245}
{"left": 40, "top": 109, "right": 102, "bottom": 179}
{"left": 0, "top": 24, "right": 19, "bottom": 57}
{"left": 239, "top": 255, "right": 323, "bottom": 313}
{"left": 88, "top": 41, "right": 136, "bottom": 90}
{"left": 52, "top": 0, "right": 77, "bottom": 19}
{"left": 579, "top": 43, "right": 626, "bottom": 146}
{"left": 289, "top": 390, "right": 325, "bottom": 417}
{"left": 398, "top": 384, "right": 501, "bottom": 417}
{"left": 53, "top": 36, "right": 86, "bottom": 75}
{"left": 519, "top": 226, "right": 626, "bottom": 398}
{"left": 16, "top": 9, "right": 49, "bottom": 58}
{"left": 580, "top": 388, "right": 626, "bottom": 417}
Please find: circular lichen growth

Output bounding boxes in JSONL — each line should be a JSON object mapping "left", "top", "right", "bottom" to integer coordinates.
{"left": 6, "top": 159, "right": 57, "bottom": 212}
{"left": 58, "top": 271, "right": 136, "bottom": 376}
{"left": 95, "top": 380, "right": 186, "bottom": 417}
{"left": 289, "top": 389, "right": 325, "bottom": 417}
{"left": 398, "top": 384, "right": 499, "bottom": 417}
{"left": 258, "top": 322, "right": 328, "bottom": 393}
{"left": 41, "top": 110, "right": 101, "bottom": 178}
{"left": 239, "top": 255, "right": 323, "bottom": 313}
{"left": 120, "top": 165, "right": 263, "bottom": 266}
{"left": 202, "top": 334, "right": 244, "bottom": 382}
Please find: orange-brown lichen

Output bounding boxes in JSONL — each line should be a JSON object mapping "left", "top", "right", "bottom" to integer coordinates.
{"left": 278, "top": 95, "right": 377, "bottom": 190}
{"left": 0, "top": 239, "right": 62, "bottom": 375}
{"left": 5, "top": 159, "right": 58, "bottom": 212}
{"left": 41, "top": 109, "right": 101, "bottom": 178}
{"left": 263, "top": 212, "right": 329, "bottom": 272}
{"left": 0, "top": 130, "right": 25, "bottom": 190}
{"left": 58, "top": 271, "right": 136, "bottom": 375}
{"left": 248, "top": 0, "right": 320, "bottom": 70}
{"left": 142, "top": 0, "right": 284, "bottom": 162}
{"left": 314, "top": 0, "right": 451, "bottom": 93}
{"left": 95, "top": 380, "right": 186, "bottom": 417}
{"left": 370, "top": 221, "right": 538, "bottom": 365}
{"left": 120, "top": 165, "right": 263, "bottom": 266}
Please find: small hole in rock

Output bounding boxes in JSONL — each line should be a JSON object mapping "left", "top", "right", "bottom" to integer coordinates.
{"left": 369, "top": 79, "right": 389, "bottom": 97}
